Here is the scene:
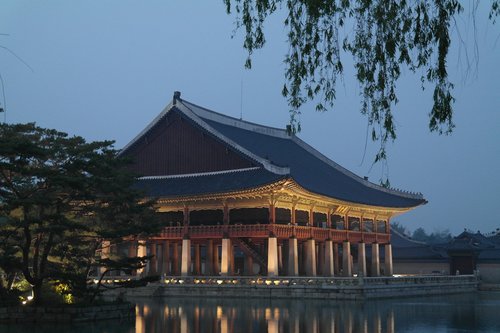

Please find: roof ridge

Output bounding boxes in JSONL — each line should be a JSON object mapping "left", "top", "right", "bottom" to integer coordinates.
{"left": 181, "top": 99, "right": 291, "bottom": 139}
{"left": 138, "top": 167, "right": 262, "bottom": 180}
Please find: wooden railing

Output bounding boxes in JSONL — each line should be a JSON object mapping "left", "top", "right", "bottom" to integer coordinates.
{"left": 153, "top": 224, "right": 390, "bottom": 244}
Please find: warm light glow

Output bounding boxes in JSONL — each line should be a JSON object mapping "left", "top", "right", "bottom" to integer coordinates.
{"left": 273, "top": 280, "right": 280, "bottom": 286}
{"left": 217, "top": 280, "right": 223, "bottom": 285}
{"left": 265, "top": 280, "right": 272, "bottom": 286}
{"left": 216, "top": 306, "right": 223, "bottom": 319}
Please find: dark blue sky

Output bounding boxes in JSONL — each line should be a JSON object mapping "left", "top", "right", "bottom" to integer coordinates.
{"left": 1, "top": 1, "right": 499, "bottom": 235}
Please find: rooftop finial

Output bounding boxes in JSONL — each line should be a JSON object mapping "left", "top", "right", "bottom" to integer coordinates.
{"left": 173, "top": 91, "right": 181, "bottom": 105}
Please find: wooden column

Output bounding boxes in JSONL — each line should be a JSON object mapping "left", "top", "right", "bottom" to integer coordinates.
{"left": 162, "top": 240, "right": 170, "bottom": 276}
{"left": 223, "top": 202, "right": 229, "bottom": 225}
{"left": 326, "top": 209, "right": 332, "bottom": 228}
{"left": 291, "top": 201, "right": 297, "bottom": 225}
{"left": 344, "top": 214, "right": 349, "bottom": 230}
{"left": 309, "top": 205, "right": 314, "bottom": 226}
{"left": 357, "top": 242, "right": 367, "bottom": 277}
{"left": 288, "top": 237, "right": 299, "bottom": 276}
{"left": 371, "top": 243, "right": 380, "bottom": 277}
{"left": 269, "top": 203, "right": 276, "bottom": 224}
{"left": 342, "top": 241, "right": 352, "bottom": 277}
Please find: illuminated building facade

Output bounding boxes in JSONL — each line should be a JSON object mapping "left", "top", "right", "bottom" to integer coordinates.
{"left": 119, "top": 92, "right": 426, "bottom": 277}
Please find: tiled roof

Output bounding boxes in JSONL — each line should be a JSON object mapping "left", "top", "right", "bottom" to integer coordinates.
{"left": 179, "top": 99, "right": 426, "bottom": 208}
{"left": 123, "top": 93, "right": 427, "bottom": 208}
{"left": 134, "top": 167, "right": 285, "bottom": 198}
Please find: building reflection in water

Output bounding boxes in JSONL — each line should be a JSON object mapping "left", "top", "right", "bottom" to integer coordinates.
{"left": 133, "top": 297, "right": 397, "bottom": 333}
{"left": 131, "top": 292, "right": 500, "bottom": 333}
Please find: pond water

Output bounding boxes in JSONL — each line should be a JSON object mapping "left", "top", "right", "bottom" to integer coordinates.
{"left": 1, "top": 292, "right": 500, "bottom": 333}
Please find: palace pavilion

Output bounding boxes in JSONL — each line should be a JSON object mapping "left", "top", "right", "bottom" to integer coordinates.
{"left": 115, "top": 91, "right": 426, "bottom": 278}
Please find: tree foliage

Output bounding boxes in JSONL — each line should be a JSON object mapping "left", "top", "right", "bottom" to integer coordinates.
{"left": 0, "top": 123, "right": 161, "bottom": 305}
{"left": 224, "top": 0, "right": 498, "bottom": 167}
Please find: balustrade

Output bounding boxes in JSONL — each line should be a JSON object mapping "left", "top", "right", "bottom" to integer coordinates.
{"left": 154, "top": 224, "right": 390, "bottom": 244}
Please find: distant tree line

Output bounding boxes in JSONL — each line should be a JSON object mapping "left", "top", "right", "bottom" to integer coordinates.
{"left": 391, "top": 221, "right": 452, "bottom": 244}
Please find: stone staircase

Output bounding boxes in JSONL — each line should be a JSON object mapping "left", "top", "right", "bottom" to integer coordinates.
{"left": 236, "top": 238, "right": 267, "bottom": 273}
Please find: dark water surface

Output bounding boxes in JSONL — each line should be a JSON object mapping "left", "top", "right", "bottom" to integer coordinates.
{"left": 1, "top": 292, "right": 500, "bottom": 333}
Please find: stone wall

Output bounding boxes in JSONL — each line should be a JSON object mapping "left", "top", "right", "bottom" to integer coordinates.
{"left": 478, "top": 263, "right": 500, "bottom": 283}
{"left": 105, "top": 275, "right": 478, "bottom": 301}
{"left": 393, "top": 262, "right": 449, "bottom": 275}
{"left": 0, "top": 302, "right": 135, "bottom": 323}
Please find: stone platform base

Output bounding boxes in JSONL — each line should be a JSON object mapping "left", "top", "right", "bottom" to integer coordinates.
{"left": 104, "top": 275, "right": 478, "bottom": 300}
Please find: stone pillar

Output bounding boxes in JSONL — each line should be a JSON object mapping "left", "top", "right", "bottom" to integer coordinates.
{"left": 324, "top": 239, "right": 334, "bottom": 276}
{"left": 128, "top": 241, "right": 137, "bottom": 276}
{"left": 288, "top": 237, "right": 299, "bottom": 276}
{"left": 278, "top": 244, "right": 283, "bottom": 273}
{"left": 244, "top": 254, "right": 254, "bottom": 275}
{"left": 305, "top": 238, "right": 317, "bottom": 276}
{"left": 162, "top": 240, "right": 170, "bottom": 276}
{"left": 384, "top": 244, "right": 393, "bottom": 276}
{"left": 137, "top": 240, "right": 147, "bottom": 276}
{"left": 357, "top": 242, "right": 367, "bottom": 277}
{"left": 221, "top": 238, "right": 231, "bottom": 276}
{"left": 267, "top": 236, "right": 279, "bottom": 276}
{"left": 230, "top": 244, "right": 235, "bottom": 275}
{"left": 181, "top": 238, "right": 191, "bottom": 276}
{"left": 194, "top": 243, "right": 201, "bottom": 275}
{"left": 333, "top": 243, "right": 340, "bottom": 274}
{"left": 317, "top": 243, "right": 324, "bottom": 275}
{"left": 371, "top": 243, "right": 380, "bottom": 277}
{"left": 172, "top": 242, "right": 180, "bottom": 275}
{"left": 206, "top": 239, "right": 214, "bottom": 275}
{"left": 213, "top": 244, "right": 220, "bottom": 275}
{"left": 342, "top": 241, "right": 352, "bottom": 277}
{"left": 149, "top": 242, "right": 157, "bottom": 276}
{"left": 100, "top": 240, "right": 110, "bottom": 276}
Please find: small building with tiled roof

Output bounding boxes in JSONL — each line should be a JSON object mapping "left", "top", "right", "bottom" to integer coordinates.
{"left": 119, "top": 91, "right": 427, "bottom": 278}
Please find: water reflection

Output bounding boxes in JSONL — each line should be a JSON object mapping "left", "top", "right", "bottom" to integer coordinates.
{"left": 1, "top": 292, "right": 499, "bottom": 333}
{"left": 132, "top": 292, "right": 500, "bottom": 333}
